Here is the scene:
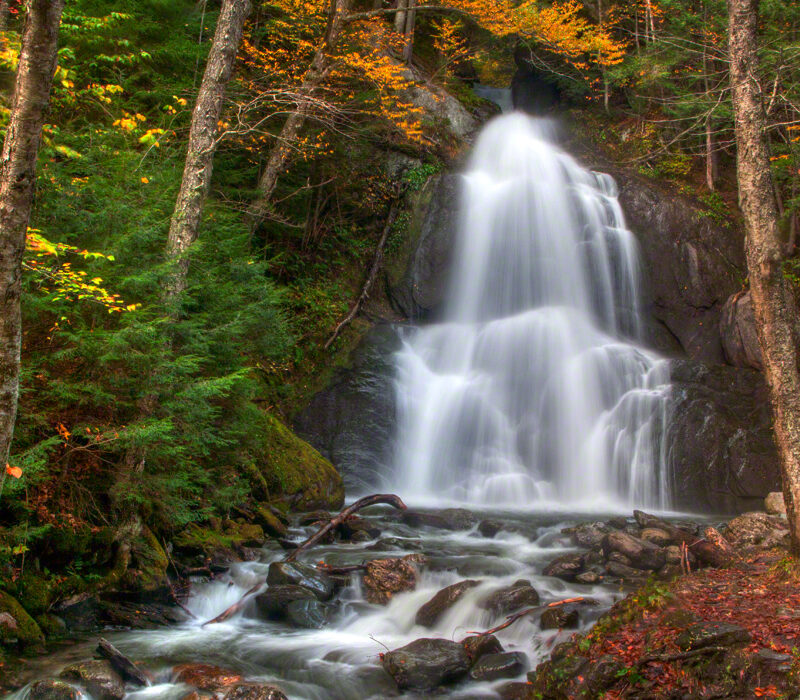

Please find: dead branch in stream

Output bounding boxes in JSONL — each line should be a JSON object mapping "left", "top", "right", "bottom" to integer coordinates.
{"left": 467, "top": 597, "right": 585, "bottom": 636}
{"left": 202, "top": 582, "right": 265, "bottom": 626}
{"left": 285, "top": 493, "right": 407, "bottom": 562}
{"left": 324, "top": 198, "right": 400, "bottom": 349}
{"left": 97, "top": 638, "right": 153, "bottom": 686}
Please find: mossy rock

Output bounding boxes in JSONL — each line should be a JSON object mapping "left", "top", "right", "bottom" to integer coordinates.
{"left": 254, "top": 414, "right": 344, "bottom": 511}
{"left": 253, "top": 505, "right": 288, "bottom": 538}
{"left": 174, "top": 521, "right": 264, "bottom": 556}
{"left": 13, "top": 572, "right": 53, "bottom": 616}
{"left": 121, "top": 527, "right": 170, "bottom": 595}
{"left": 0, "top": 590, "right": 45, "bottom": 648}
{"left": 35, "top": 613, "right": 67, "bottom": 639}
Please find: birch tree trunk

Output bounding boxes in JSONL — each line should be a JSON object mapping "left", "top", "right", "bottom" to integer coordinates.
{"left": 247, "top": 0, "right": 351, "bottom": 232}
{"left": 728, "top": 0, "right": 800, "bottom": 554}
{"left": 165, "top": 0, "right": 252, "bottom": 304}
{"left": 0, "top": 0, "right": 65, "bottom": 471}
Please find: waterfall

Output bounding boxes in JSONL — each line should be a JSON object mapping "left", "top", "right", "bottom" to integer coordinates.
{"left": 391, "top": 113, "right": 671, "bottom": 509}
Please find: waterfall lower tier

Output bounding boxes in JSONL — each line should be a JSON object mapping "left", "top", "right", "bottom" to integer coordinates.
{"left": 390, "top": 114, "right": 672, "bottom": 509}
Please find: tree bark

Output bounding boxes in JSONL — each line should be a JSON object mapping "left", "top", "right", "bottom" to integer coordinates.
{"left": 165, "top": 0, "right": 252, "bottom": 304}
{"left": 0, "top": 0, "right": 65, "bottom": 472}
{"left": 247, "top": 0, "right": 351, "bottom": 232}
{"left": 402, "top": 0, "right": 416, "bottom": 64}
{"left": 728, "top": 0, "right": 800, "bottom": 555}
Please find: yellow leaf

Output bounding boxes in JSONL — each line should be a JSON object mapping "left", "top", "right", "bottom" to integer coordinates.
{"left": 5, "top": 464, "right": 22, "bottom": 479}
{"left": 141, "top": 177, "right": 149, "bottom": 184}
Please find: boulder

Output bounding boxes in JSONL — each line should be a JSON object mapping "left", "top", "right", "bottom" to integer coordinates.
{"left": 285, "top": 599, "right": 330, "bottom": 629}
{"left": 723, "top": 511, "right": 788, "bottom": 548}
{"left": 602, "top": 531, "right": 666, "bottom": 570}
{"left": 338, "top": 516, "right": 381, "bottom": 541}
{"left": 720, "top": 290, "right": 763, "bottom": 370}
{"left": 498, "top": 681, "right": 537, "bottom": 700}
{"left": 666, "top": 361, "right": 780, "bottom": 512}
{"left": 0, "top": 590, "right": 44, "bottom": 648}
{"left": 222, "top": 683, "right": 288, "bottom": 700}
{"left": 478, "top": 519, "right": 505, "bottom": 538}
{"left": 401, "top": 508, "right": 476, "bottom": 531}
{"left": 363, "top": 558, "right": 418, "bottom": 605}
{"left": 255, "top": 585, "right": 317, "bottom": 620}
{"left": 460, "top": 634, "right": 504, "bottom": 664}
{"left": 266, "top": 562, "right": 334, "bottom": 601}
{"left": 676, "top": 621, "right": 751, "bottom": 651}
{"left": 28, "top": 680, "right": 81, "bottom": 700}
{"left": 480, "top": 580, "right": 539, "bottom": 618}
{"left": 174, "top": 664, "right": 243, "bottom": 692}
{"left": 605, "top": 561, "right": 648, "bottom": 581}
{"left": 59, "top": 660, "right": 124, "bottom": 700}
{"left": 542, "top": 553, "right": 584, "bottom": 581}
{"left": 540, "top": 607, "right": 579, "bottom": 630}
{"left": 382, "top": 638, "right": 470, "bottom": 691}
{"left": 415, "top": 580, "right": 480, "bottom": 627}
{"left": 469, "top": 652, "right": 527, "bottom": 681}
{"left": 253, "top": 506, "right": 288, "bottom": 538}
{"left": 567, "top": 522, "right": 606, "bottom": 548}
{"left": 575, "top": 571, "right": 602, "bottom": 584}
{"left": 367, "top": 537, "right": 423, "bottom": 552}
{"left": 640, "top": 528, "right": 673, "bottom": 547}
{"left": 765, "top": 491, "right": 787, "bottom": 516}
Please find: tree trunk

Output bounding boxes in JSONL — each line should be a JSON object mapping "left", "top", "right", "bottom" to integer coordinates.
{"left": 394, "top": 0, "right": 407, "bottom": 33}
{"left": 0, "top": 0, "right": 65, "bottom": 473}
{"left": 728, "top": 0, "right": 800, "bottom": 554}
{"left": 247, "top": 0, "right": 351, "bottom": 232}
{"left": 165, "top": 0, "right": 252, "bottom": 304}
{"left": 402, "top": 0, "right": 416, "bottom": 64}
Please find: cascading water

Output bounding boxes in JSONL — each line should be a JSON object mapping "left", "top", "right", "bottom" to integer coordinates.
{"left": 392, "top": 113, "right": 671, "bottom": 509}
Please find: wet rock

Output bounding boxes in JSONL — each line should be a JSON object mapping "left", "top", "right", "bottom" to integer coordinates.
{"left": 59, "top": 660, "right": 124, "bottom": 700}
{"left": 338, "top": 516, "right": 381, "bottom": 541}
{"left": 566, "top": 522, "right": 607, "bottom": 547}
{"left": 382, "top": 637, "right": 470, "bottom": 691}
{"left": 367, "top": 537, "right": 423, "bottom": 552}
{"left": 28, "top": 680, "right": 80, "bottom": 700}
{"left": 665, "top": 545, "right": 683, "bottom": 565}
{"left": 754, "top": 648, "right": 793, "bottom": 674}
{"left": 478, "top": 519, "right": 504, "bottom": 538}
{"left": 603, "top": 531, "right": 666, "bottom": 570}
{"left": 676, "top": 621, "right": 751, "bottom": 651}
{"left": 174, "top": 664, "right": 243, "bottom": 692}
{"left": 222, "top": 683, "right": 288, "bottom": 700}
{"left": 542, "top": 553, "right": 584, "bottom": 581}
{"left": 607, "top": 551, "right": 633, "bottom": 567}
{"left": 0, "top": 590, "right": 45, "bottom": 648}
{"left": 480, "top": 580, "right": 539, "bottom": 617}
{"left": 267, "top": 561, "right": 334, "bottom": 601}
{"left": 575, "top": 570, "right": 602, "bottom": 585}
{"left": 640, "top": 527, "right": 672, "bottom": 546}
{"left": 765, "top": 492, "right": 787, "bottom": 516}
{"left": 298, "top": 511, "right": 331, "bottom": 526}
{"left": 97, "top": 599, "right": 185, "bottom": 629}
{"left": 605, "top": 561, "right": 647, "bottom": 581}
{"left": 255, "top": 585, "right": 317, "bottom": 619}
{"left": 723, "top": 511, "right": 788, "bottom": 547}
{"left": 53, "top": 595, "right": 100, "bottom": 633}
{"left": 498, "top": 681, "right": 536, "bottom": 700}
{"left": 401, "top": 508, "right": 476, "bottom": 531}
{"left": 461, "top": 634, "right": 504, "bottom": 663}
{"left": 415, "top": 580, "right": 480, "bottom": 627}
{"left": 469, "top": 651, "right": 527, "bottom": 681}
{"left": 253, "top": 506, "right": 288, "bottom": 538}
{"left": 286, "top": 599, "right": 330, "bottom": 629}
{"left": 720, "top": 290, "right": 763, "bottom": 370}
{"left": 363, "top": 557, "right": 418, "bottom": 605}
{"left": 540, "top": 607, "right": 579, "bottom": 630}
{"left": 579, "top": 654, "right": 624, "bottom": 694}
{"left": 605, "top": 517, "right": 628, "bottom": 530}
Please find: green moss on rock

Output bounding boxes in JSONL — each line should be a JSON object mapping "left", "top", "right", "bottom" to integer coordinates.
{"left": 0, "top": 590, "right": 45, "bottom": 648}
{"left": 255, "top": 414, "right": 344, "bottom": 511}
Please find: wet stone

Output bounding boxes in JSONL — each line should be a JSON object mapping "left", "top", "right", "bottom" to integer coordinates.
{"left": 286, "top": 599, "right": 330, "bottom": 629}
{"left": 461, "top": 633, "right": 504, "bottom": 663}
{"left": 575, "top": 571, "right": 602, "bottom": 584}
{"left": 676, "top": 621, "right": 751, "bottom": 650}
{"left": 498, "top": 681, "right": 536, "bottom": 699}
{"left": 469, "top": 651, "right": 527, "bottom": 681}
{"left": 255, "top": 585, "right": 317, "bottom": 619}
{"left": 401, "top": 508, "right": 476, "bottom": 531}
{"left": 480, "top": 580, "right": 539, "bottom": 618}
{"left": 173, "top": 664, "right": 243, "bottom": 692}
{"left": 542, "top": 553, "right": 584, "bottom": 581}
{"left": 415, "top": 580, "right": 480, "bottom": 627}
{"left": 28, "top": 680, "right": 80, "bottom": 700}
{"left": 363, "top": 557, "right": 418, "bottom": 605}
{"left": 478, "top": 519, "right": 505, "bottom": 538}
{"left": 540, "top": 606, "right": 579, "bottom": 630}
{"left": 59, "top": 660, "right": 124, "bottom": 700}
{"left": 222, "top": 683, "right": 288, "bottom": 700}
{"left": 640, "top": 527, "right": 673, "bottom": 546}
{"left": 367, "top": 537, "right": 423, "bottom": 552}
{"left": 382, "top": 637, "right": 470, "bottom": 691}
{"left": 267, "top": 561, "right": 334, "bottom": 601}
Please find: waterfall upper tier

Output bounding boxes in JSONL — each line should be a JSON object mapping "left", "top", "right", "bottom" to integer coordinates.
{"left": 390, "top": 113, "right": 671, "bottom": 510}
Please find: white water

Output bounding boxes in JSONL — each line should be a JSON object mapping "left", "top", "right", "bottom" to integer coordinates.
{"left": 391, "top": 114, "right": 671, "bottom": 510}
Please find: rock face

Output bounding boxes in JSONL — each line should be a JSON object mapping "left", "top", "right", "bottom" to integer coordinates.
{"left": 720, "top": 291, "right": 763, "bottom": 370}
{"left": 382, "top": 638, "right": 470, "bottom": 691}
{"left": 613, "top": 171, "right": 745, "bottom": 363}
{"left": 667, "top": 360, "right": 780, "bottom": 511}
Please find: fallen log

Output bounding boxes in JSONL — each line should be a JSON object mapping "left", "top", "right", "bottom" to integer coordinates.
{"left": 97, "top": 638, "right": 152, "bottom": 686}
{"left": 285, "top": 493, "right": 407, "bottom": 563}
{"left": 633, "top": 510, "right": 736, "bottom": 568}
{"left": 202, "top": 582, "right": 265, "bottom": 626}
{"left": 467, "top": 597, "right": 585, "bottom": 636}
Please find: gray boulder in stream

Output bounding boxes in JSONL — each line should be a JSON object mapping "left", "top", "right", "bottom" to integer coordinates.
{"left": 255, "top": 585, "right": 317, "bottom": 619}
{"left": 415, "top": 580, "right": 480, "bottom": 627}
{"left": 267, "top": 562, "right": 334, "bottom": 601}
{"left": 59, "top": 661, "right": 124, "bottom": 700}
{"left": 382, "top": 638, "right": 470, "bottom": 691}
{"left": 29, "top": 681, "right": 80, "bottom": 700}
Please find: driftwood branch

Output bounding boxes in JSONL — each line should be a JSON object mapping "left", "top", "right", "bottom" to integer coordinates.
{"left": 285, "top": 493, "right": 407, "bottom": 563}
{"left": 467, "top": 597, "right": 585, "bottom": 636}
{"left": 202, "top": 582, "right": 265, "bottom": 626}
{"left": 97, "top": 638, "right": 152, "bottom": 686}
{"left": 324, "top": 199, "right": 400, "bottom": 349}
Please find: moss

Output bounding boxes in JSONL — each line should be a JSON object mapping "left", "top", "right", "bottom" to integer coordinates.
{"left": 0, "top": 590, "right": 45, "bottom": 649}
{"left": 34, "top": 613, "right": 66, "bottom": 639}
{"left": 122, "top": 527, "right": 169, "bottom": 593}
{"left": 254, "top": 413, "right": 344, "bottom": 511}
{"left": 174, "top": 521, "right": 264, "bottom": 555}
{"left": 14, "top": 573, "right": 52, "bottom": 616}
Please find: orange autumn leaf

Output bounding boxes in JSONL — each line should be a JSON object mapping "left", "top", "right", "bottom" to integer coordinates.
{"left": 5, "top": 464, "right": 22, "bottom": 479}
